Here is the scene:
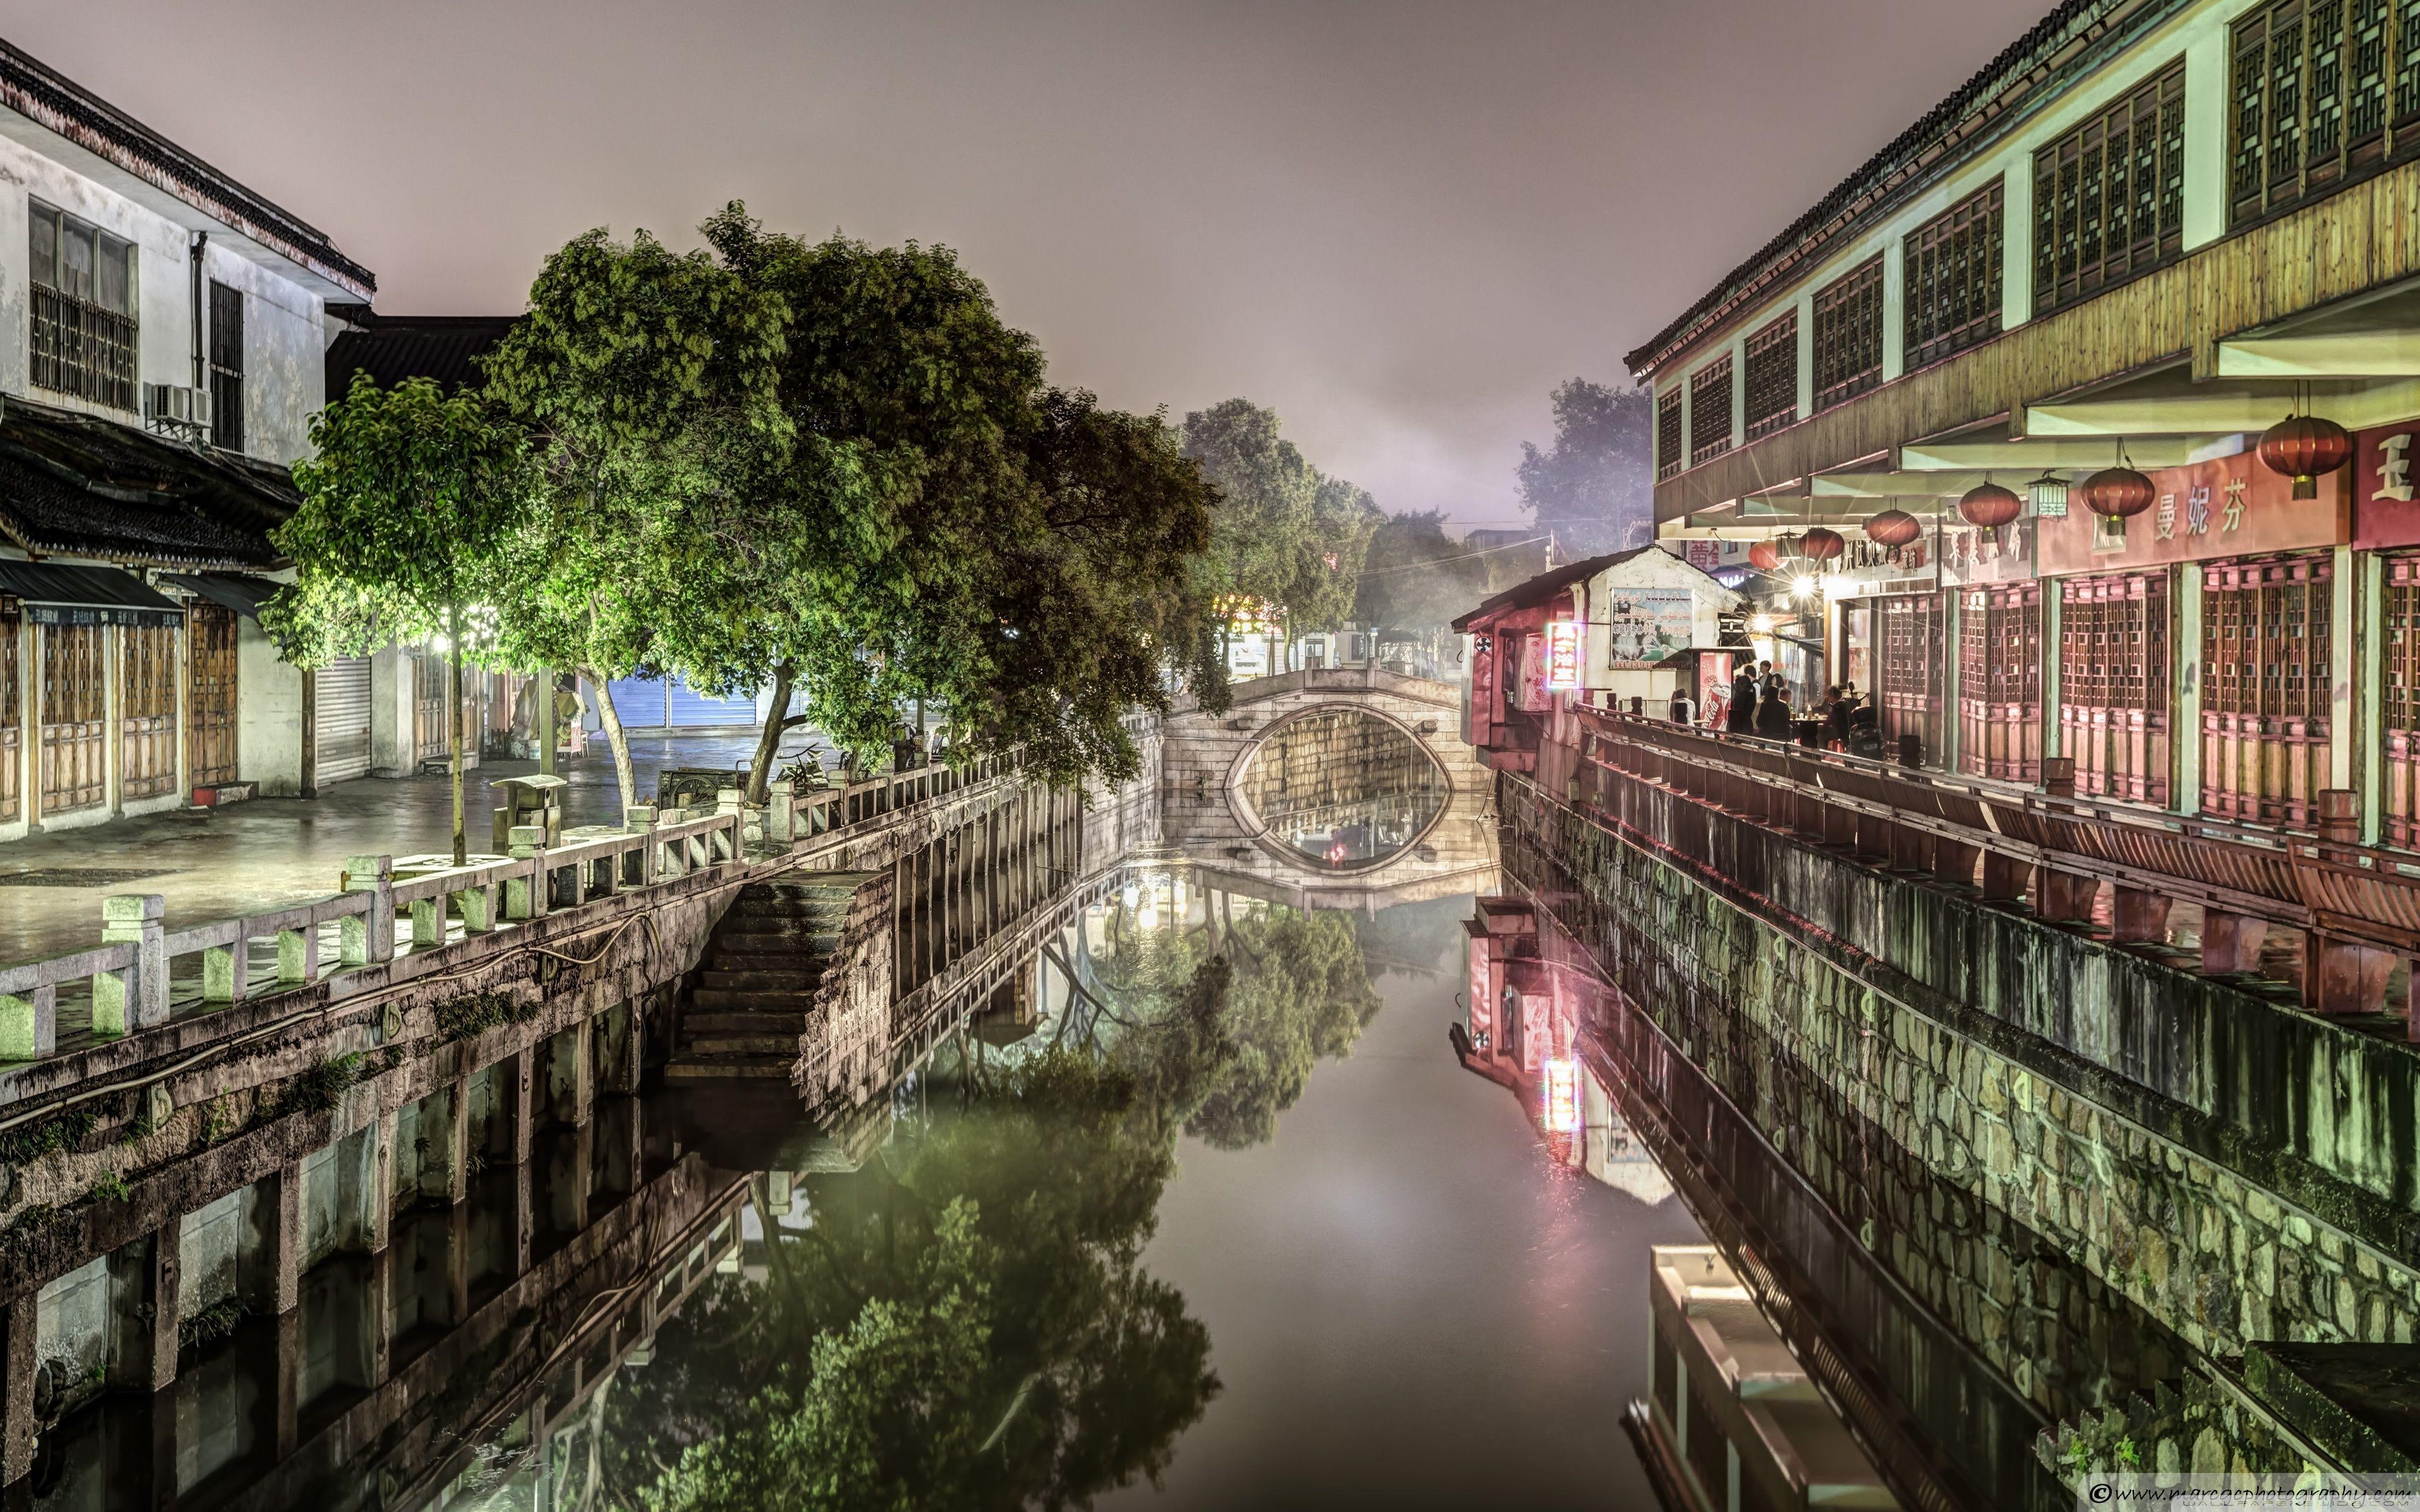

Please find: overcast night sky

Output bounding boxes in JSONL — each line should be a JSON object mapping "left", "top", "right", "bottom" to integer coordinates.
{"left": 18, "top": 0, "right": 2051, "bottom": 527}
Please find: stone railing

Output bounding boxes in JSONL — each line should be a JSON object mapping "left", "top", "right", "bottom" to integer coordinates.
{"left": 0, "top": 750, "right": 1031, "bottom": 1069}
{"left": 1576, "top": 708, "right": 2420, "bottom": 1021}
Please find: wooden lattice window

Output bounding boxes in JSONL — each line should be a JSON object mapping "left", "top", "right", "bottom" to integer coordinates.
{"left": 120, "top": 624, "right": 178, "bottom": 801}
{"left": 1904, "top": 181, "right": 2004, "bottom": 369}
{"left": 1957, "top": 583, "right": 2042, "bottom": 782}
{"left": 1811, "top": 256, "right": 1883, "bottom": 411}
{"left": 0, "top": 615, "right": 18, "bottom": 823}
{"left": 40, "top": 625, "right": 107, "bottom": 814}
{"left": 2203, "top": 553, "right": 2332, "bottom": 827}
{"left": 1657, "top": 387, "right": 1683, "bottom": 481}
{"left": 2231, "top": 0, "right": 2420, "bottom": 226}
{"left": 1876, "top": 592, "right": 1947, "bottom": 764}
{"left": 188, "top": 603, "right": 239, "bottom": 789}
{"left": 1688, "top": 356, "right": 1733, "bottom": 467}
{"left": 2387, "top": 554, "right": 2420, "bottom": 847}
{"left": 2059, "top": 573, "right": 2170, "bottom": 805}
{"left": 2034, "top": 62, "right": 2186, "bottom": 315}
{"left": 1743, "top": 312, "right": 1798, "bottom": 441}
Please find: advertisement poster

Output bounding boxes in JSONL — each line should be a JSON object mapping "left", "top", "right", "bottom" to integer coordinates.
{"left": 1602, "top": 588, "right": 1694, "bottom": 667}
{"left": 1695, "top": 650, "right": 1735, "bottom": 728}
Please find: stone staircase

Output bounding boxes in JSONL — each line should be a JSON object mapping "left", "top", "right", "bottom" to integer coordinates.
{"left": 666, "top": 876, "right": 867, "bottom": 1080}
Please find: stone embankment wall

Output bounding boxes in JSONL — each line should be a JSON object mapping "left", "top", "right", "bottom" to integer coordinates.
{"left": 1506, "top": 769, "right": 2420, "bottom": 1480}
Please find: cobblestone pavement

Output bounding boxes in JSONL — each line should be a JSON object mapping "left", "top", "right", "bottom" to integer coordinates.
{"left": 0, "top": 733, "right": 774, "bottom": 965}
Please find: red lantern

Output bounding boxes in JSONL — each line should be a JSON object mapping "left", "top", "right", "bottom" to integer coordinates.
{"left": 2080, "top": 466, "right": 2156, "bottom": 518}
{"left": 1957, "top": 481, "right": 2023, "bottom": 529}
{"left": 1800, "top": 527, "right": 1845, "bottom": 561}
{"left": 1747, "top": 541, "right": 1781, "bottom": 571}
{"left": 2255, "top": 414, "right": 2353, "bottom": 500}
{"left": 1864, "top": 509, "right": 1922, "bottom": 547}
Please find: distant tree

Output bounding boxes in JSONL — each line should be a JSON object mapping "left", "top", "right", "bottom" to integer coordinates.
{"left": 1353, "top": 510, "right": 1490, "bottom": 636}
{"left": 1516, "top": 378, "right": 1654, "bottom": 554}
{"left": 1180, "top": 398, "right": 1381, "bottom": 636}
{"left": 265, "top": 374, "right": 534, "bottom": 865}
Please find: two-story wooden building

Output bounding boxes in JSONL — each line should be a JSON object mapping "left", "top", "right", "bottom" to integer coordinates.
{"left": 1630, "top": 0, "right": 2420, "bottom": 843}
{"left": 0, "top": 36, "right": 377, "bottom": 840}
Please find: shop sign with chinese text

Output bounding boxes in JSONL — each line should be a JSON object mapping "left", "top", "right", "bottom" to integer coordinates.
{"left": 2356, "top": 420, "right": 2420, "bottom": 548}
{"left": 2035, "top": 452, "right": 2342, "bottom": 573}
{"left": 1940, "top": 518, "right": 2036, "bottom": 585}
{"left": 1543, "top": 619, "right": 1582, "bottom": 689}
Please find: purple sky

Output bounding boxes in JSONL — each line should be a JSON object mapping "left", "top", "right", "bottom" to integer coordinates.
{"left": 25, "top": 0, "right": 2049, "bottom": 527}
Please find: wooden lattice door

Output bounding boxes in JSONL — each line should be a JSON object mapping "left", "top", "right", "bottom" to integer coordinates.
{"left": 187, "top": 603, "right": 238, "bottom": 789}
{"left": 413, "top": 649, "right": 447, "bottom": 764}
{"left": 1876, "top": 592, "right": 1946, "bottom": 764}
{"left": 1957, "top": 583, "right": 2043, "bottom": 782}
{"left": 39, "top": 624, "right": 106, "bottom": 813}
{"left": 118, "top": 624, "right": 178, "bottom": 801}
{"left": 2202, "top": 553, "right": 2331, "bottom": 828}
{"left": 2060, "top": 572, "right": 2169, "bottom": 805}
{"left": 2387, "top": 556, "right": 2420, "bottom": 848}
{"left": 0, "top": 616, "right": 18, "bottom": 823}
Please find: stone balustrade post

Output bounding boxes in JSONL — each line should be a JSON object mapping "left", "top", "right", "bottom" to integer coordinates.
{"left": 504, "top": 828, "right": 548, "bottom": 920}
{"left": 767, "top": 779, "right": 797, "bottom": 842}
{"left": 202, "top": 923, "right": 248, "bottom": 1005}
{"left": 340, "top": 856, "right": 395, "bottom": 966}
{"left": 0, "top": 1292, "right": 33, "bottom": 1484}
{"left": 625, "top": 805, "right": 659, "bottom": 888}
{"left": 0, "top": 981, "right": 55, "bottom": 1061}
{"left": 95, "top": 894, "right": 167, "bottom": 1036}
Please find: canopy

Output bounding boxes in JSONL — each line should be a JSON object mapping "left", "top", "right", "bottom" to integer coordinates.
{"left": 0, "top": 560, "right": 181, "bottom": 627}
{"left": 162, "top": 571, "right": 284, "bottom": 621}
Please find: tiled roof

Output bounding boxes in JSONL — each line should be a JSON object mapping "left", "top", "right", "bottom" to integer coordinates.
{"left": 1452, "top": 548, "right": 1649, "bottom": 631}
{"left": 0, "top": 36, "right": 374, "bottom": 298}
{"left": 326, "top": 315, "right": 519, "bottom": 396}
{"left": 1623, "top": 0, "right": 2184, "bottom": 379}
{"left": 0, "top": 398, "right": 295, "bottom": 570}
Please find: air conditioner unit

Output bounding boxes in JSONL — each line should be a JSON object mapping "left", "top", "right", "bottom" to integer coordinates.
{"left": 143, "top": 383, "right": 211, "bottom": 438}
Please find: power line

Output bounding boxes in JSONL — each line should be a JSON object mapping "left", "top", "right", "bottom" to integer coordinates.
{"left": 1356, "top": 534, "right": 1552, "bottom": 580}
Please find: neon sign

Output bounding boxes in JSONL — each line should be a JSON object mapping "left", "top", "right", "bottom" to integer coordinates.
{"left": 1544, "top": 1057, "right": 1581, "bottom": 1134}
{"left": 1544, "top": 620, "right": 1581, "bottom": 690}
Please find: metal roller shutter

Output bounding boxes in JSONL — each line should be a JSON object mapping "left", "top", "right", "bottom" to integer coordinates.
{"left": 315, "top": 656, "right": 372, "bottom": 784}
{"left": 666, "top": 675, "right": 754, "bottom": 727}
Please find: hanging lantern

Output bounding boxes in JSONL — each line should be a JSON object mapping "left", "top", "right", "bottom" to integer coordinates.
{"left": 2080, "top": 465, "right": 2157, "bottom": 518}
{"left": 2255, "top": 413, "right": 2353, "bottom": 500}
{"left": 1800, "top": 527, "right": 1845, "bottom": 561}
{"left": 1864, "top": 509, "right": 1922, "bottom": 547}
{"left": 1747, "top": 541, "right": 1782, "bottom": 572}
{"left": 1957, "top": 480, "right": 2023, "bottom": 529}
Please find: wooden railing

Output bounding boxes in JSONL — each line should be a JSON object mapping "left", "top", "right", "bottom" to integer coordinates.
{"left": 1573, "top": 707, "right": 2420, "bottom": 1020}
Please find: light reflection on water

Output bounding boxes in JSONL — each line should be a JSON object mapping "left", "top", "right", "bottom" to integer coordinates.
{"left": 1235, "top": 711, "right": 1449, "bottom": 871}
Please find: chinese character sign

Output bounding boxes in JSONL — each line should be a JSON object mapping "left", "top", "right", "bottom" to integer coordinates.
{"left": 1544, "top": 619, "right": 1582, "bottom": 689}
{"left": 1601, "top": 588, "right": 1694, "bottom": 667}
{"left": 2358, "top": 423, "right": 2420, "bottom": 547}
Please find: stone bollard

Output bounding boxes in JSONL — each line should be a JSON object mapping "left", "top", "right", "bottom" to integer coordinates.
{"left": 96, "top": 894, "right": 168, "bottom": 1036}
{"left": 340, "top": 856, "right": 395, "bottom": 966}
{"left": 2040, "top": 757, "right": 2076, "bottom": 799}
{"left": 767, "top": 779, "right": 797, "bottom": 842}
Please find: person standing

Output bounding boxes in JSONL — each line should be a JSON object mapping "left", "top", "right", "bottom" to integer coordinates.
{"left": 1726, "top": 663, "right": 1758, "bottom": 733}
{"left": 1756, "top": 677, "right": 1794, "bottom": 738}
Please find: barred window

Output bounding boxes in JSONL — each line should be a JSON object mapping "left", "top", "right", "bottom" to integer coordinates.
{"left": 1904, "top": 181, "right": 2003, "bottom": 369}
{"left": 2232, "top": 0, "right": 2420, "bottom": 226}
{"left": 1688, "top": 357, "right": 1732, "bottom": 467}
{"left": 1657, "top": 388, "right": 1684, "bottom": 481}
{"left": 28, "top": 200, "right": 138, "bottom": 411}
{"left": 1743, "top": 312, "right": 1797, "bottom": 441}
{"left": 1811, "top": 256, "right": 1882, "bottom": 411}
{"left": 2034, "top": 62, "right": 2186, "bottom": 315}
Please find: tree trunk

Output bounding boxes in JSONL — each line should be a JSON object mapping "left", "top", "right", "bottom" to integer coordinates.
{"left": 745, "top": 661, "right": 795, "bottom": 806}
{"left": 448, "top": 607, "right": 468, "bottom": 867}
{"left": 587, "top": 670, "right": 638, "bottom": 811}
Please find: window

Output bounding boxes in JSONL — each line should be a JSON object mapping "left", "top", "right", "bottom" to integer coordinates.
{"left": 1811, "top": 256, "right": 1883, "bottom": 411}
{"left": 28, "top": 201, "right": 138, "bottom": 411}
{"left": 2034, "top": 63, "right": 2187, "bottom": 314}
{"left": 1688, "top": 357, "right": 1733, "bottom": 467}
{"left": 1904, "top": 181, "right": 2004, "bottom": 368}
{"left": 1743, "top": 312, "right": 1797, "bottom": 440}
{"left": 209, "top": 280, "right": 245, "bottom": 453}
{"left": 2230, "top": 0, "right": 2420, "bottom": 226}
{"left": 1656, "top": 388, "right": 1684, "bottom": 481}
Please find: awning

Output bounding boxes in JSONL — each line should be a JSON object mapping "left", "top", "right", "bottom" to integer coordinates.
{"left": 0, "top": 561, "right": 182, "bottom": 627}
{"left": 161, "top": 571, "right": 284, "bottom": 621}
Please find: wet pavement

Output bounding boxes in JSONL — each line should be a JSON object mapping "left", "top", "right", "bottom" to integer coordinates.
{"left": 0, "top": 735, "right": 766, "bottom": 965}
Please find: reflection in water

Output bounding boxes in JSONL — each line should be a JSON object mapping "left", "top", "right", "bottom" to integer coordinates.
{"left": 1235, "top": 710, "right": 1446, "bottom": 869}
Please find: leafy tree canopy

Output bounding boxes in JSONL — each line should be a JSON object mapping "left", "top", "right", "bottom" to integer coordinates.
{"left": 1352, "top": 508, "right": 1492, "bottom": 636}
{"left": 1516, "top": 377, "right": 1653, "bottom": 556}
{"left": 1181, "top": 398, "right": 1381, "bottom": 634}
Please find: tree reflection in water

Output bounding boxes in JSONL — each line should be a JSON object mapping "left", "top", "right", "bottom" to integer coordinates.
{"left": 596, "top": 888, "right": 1379, "bottom": 1511}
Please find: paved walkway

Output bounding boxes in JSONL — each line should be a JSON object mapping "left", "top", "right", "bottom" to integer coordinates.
{"left": 0, "top": 734, "right": 776, "bottom": 965}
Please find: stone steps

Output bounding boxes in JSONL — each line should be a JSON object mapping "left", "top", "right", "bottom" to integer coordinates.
{"left": 691, "top": 986, "right": 816, "bottom": 1012}
{"left": 669, "top": 873, "right": 872, "bottom": 1080}
{"left": 698, "top": 968, "right": 822, "bottom": 992}
{"left": 683, "top": 1032, "right": 799, "bottom": 1057}
{"left": 683, "top": 1010, "right": 809, "bottom": 1034}
{"left": 664, "top": 1056, "right": 793, "bottom": 1080}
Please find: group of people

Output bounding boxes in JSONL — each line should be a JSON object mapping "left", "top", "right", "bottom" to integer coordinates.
{"left": 1719, "top": 663, "right": 1886, "bottom": 758}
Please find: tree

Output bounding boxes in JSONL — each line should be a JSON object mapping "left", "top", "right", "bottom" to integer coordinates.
{"left": 481, "top": 225, "right": 791, "bottom": 810}
{"left": 1516, "top": 378, "right": 1654, "bottom": 555}
{"left": 1181, "top": 398, "right": 1381, "bottom": 641}
{"left": 1353, "top": 509, "right": 1490, "bottom": 638}
{"left": 263, "top": 374, "right": 534, "bottom": 864}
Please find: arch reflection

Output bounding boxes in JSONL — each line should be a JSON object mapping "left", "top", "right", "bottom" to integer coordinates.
{"left": 1236, "top": 709, "right": 1447, "bottom": 871}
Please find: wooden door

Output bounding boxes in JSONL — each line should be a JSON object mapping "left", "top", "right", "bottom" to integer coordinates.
{"left": 2387, "top": 556, "right": 2420, "bottom": 849}
{"left": 0, "top": 615, "right": 18, "bottom": 823}
{"left": 2202, "top": 553, "right": 2330, "bottom": 828}
{"left": 118, "top": 624, "right": 178, "bottom": 801}
{"left": 39, "top": 624, "right": 106, "bottom": 813}
{"left": 187, "top": 602, "right": 239, "bottom": 789}
{"left": 1956, "top": 584, "right": 2041, "bottom": 782}
{"left": 1877, "top": 592, "right": 1946, "bottom": 764}
{"left": 413, "top": 650, "right": 447, "bottom": 763}
{"left": 2059, "top": 572, "right": 2169, "bottom": 805}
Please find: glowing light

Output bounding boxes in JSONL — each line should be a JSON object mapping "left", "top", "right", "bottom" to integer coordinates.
{"left": 1137, "top": 903, "right": 1161, "bottom": 931}
{"left": 1790, "top": 576, "right": 1817, "bottom": 604}
{"left": 1544, "top": 619, "right": 1582, "bottom": 689}
{"left": 1544, "top": 1057, "right": 1581, "bottom": 1133}
{"left": 1121, "top": 883, "right": 1139, "bottom": 910}
{"left": 1749, "top": 614, "right": 1775, "bottom": 634}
